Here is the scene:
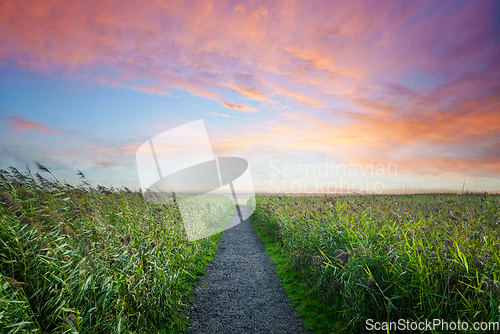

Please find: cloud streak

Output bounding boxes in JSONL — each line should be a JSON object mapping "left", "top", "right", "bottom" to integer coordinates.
{"left": 8, "top": 116, "right": 60, "bottom": 134}
{"left": 221, "top": 99, "right": 257, "bottom": 112}
{"left": 211, "top": 111, "right": 231, "bottom": 118}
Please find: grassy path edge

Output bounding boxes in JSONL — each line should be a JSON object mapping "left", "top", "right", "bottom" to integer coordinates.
{"left": 252, "top": 215, "right": 348, "bottom": 334}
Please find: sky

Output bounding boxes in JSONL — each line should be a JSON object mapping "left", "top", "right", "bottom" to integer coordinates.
{"left": 1, "top": 0, "right": 499, "bottom": 194}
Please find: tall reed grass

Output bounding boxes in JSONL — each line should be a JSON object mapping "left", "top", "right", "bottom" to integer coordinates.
{"left": 253, "top": 193, "right": 500, "bottom": 333}
{"left": 0, "top": 164, "right": 221, "bottom": 333}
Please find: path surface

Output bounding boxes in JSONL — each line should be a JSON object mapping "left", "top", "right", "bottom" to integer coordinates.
{"left": 187, "top": 206, "right": 309, "bottom": 334}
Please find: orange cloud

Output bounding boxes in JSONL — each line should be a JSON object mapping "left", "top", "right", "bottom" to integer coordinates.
{"left": 221, "top": 99, "right": 258, "bottom": 112}
{"left": 8, "top": 116, "right": 60, "bottom": 134}
{"left": 86, "top": 142, "right": 141, "bottom": 157}
{"left": 209, "top": 90, "right": 500, "bottom": 177}
{"left": 270, "top": 86, "right": 320, "bottom": 106}
{"left": 222, "top": 83, "right": 269, "bottom": 102}
{"left": 134, "top": 85, "right": 169, "bottom": 96}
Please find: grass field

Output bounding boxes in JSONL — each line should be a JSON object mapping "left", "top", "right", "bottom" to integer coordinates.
{"left": 0, "top": 165, "right": 228, "bottom": 333}
{"left": 252, "top": 193, "right": 500, "bottom": 333}
{"left": 2, "top": 163, "right": 499, "bottom": 333}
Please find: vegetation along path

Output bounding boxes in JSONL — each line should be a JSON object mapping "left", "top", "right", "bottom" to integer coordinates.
{"left": 187, "top": 206, "right": 309, "bottom": 334}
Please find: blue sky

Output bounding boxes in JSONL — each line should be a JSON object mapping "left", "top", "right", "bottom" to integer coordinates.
{"left": 1, "top": 0, "right": 499, "bottom": 193}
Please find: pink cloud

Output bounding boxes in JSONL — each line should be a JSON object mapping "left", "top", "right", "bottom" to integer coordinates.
{"left": 8, "top": 116, "right": 60, "bottom": 134}
{"left": 133, "top": 85, "right": 169, "bottom": 96}
{"left": 1, "top": 1, "right": 497, "bottom": 110}
{"left": 221, "top": 99, "right": 258, "bottom": 112}
{"left": 211, "top": 111, "right": 231, "bottom": 118}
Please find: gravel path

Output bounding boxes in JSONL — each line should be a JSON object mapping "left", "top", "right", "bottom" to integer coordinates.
{"left": 187, "top": 206, "right": 309, "bottom": 334}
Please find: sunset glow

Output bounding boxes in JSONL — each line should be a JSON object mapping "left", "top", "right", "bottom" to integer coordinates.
{"left": 1, "top": 0, "right": 499, "bottom": 193}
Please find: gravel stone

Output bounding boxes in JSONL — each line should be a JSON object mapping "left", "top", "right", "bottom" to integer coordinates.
{"left": 187, "top": 206, "right": 309, "bottom": 334}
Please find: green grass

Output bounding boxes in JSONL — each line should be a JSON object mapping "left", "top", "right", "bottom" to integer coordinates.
{"left": 252, "top": 193, "right": 500, "bottom": 333}
{"left": 0, "top": 165, "right": 226, "bottom": 333}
